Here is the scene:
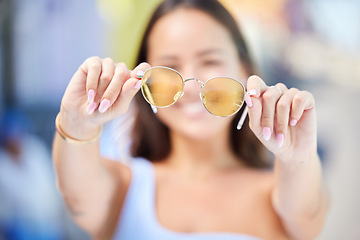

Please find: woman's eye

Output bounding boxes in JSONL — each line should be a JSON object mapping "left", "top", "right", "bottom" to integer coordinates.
{"left": 203, "top": 60, "right": 222, "bottom": 66}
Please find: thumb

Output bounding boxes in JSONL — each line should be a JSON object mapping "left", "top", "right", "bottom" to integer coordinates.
{"left": 247, "top": 95, "right": 263, "bottom": 138}
{"left": 130, "top": 62, "right": 152, "bottom": 79}
{"left": 110, "top": 62, "right": 152, "bottom": 114}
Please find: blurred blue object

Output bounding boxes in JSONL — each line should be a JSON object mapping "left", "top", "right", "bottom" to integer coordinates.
{"left": 0, "top": 108, "right": 64, "bottom": 240}
{"left": 0, "top": 108, "right": 30, "bottom": 146}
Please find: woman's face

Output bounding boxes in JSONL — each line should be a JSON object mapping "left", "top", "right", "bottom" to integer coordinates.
{"left": 147, "top": 8, "right": 246, "bottom": 140}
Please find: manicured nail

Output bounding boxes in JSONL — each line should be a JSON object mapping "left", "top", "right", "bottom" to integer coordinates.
{"left": 244, "top": 94, "right": 253, "bottom": 107}
{"left": 99, "top": 99, "right": 110, "bottom": 113}
{"left": 277, "top": 133, "right": 284, "bottom": 148}
{"left": 290, "top": 119, "right": 298, "bottom": 127}
{"left": 263, "top": 127, "right": 271, "bottom": 141}
{"left": 134, "top": 80, "right": 142, "bottom": 89}
{"left": 88, "top": 89, "right": 95, "bottom": 104}
{"left": 248, "top": 89, "right": 257, "bottom": 96}
{"left": 136, "top": 70, "right": 144, "bottom": 79}
{"left": 87, "top": 102, "right": 97, "bottom": 115}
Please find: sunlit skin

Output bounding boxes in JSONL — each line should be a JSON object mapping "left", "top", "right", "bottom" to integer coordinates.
{"left": 53, "top": 6, "right": 329, "bottom": 240}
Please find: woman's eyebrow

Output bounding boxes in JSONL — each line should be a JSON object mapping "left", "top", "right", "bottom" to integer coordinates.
{"left": 196, "top": 48, "right": 224, "bottom": 57}
{"left": 157, "top": 55, "right": 179, "bottom": 62}
{"left": 155, "top": 49, "right": 223, "bottom": 62}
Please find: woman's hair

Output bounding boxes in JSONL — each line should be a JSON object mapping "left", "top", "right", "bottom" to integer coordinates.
{"left": 130, "top": 0, "right": 271, "bottom": 168}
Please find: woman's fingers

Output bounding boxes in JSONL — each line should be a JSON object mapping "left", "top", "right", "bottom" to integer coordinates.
{"left": 81, "top": 56, "right": 102, "bottom": 103}
{"left": 86, "top": 58, "right": 116, "bottom": 114}
{"left": 246, "top": 76, "right": 265, "bottom": 137}
{"left": 290, "top": 90, "right": 315, "bottom": 124}
{"left": 110, "top": 76, "right": 143, "bottom": 114}
{"left": 247, "top": 76, "right": 283, "bottom": 140}
{"left": 88, "top": 61, "right": 151, "bottom": 115}
{"left": 98, "top": 63, "right": 130, "bottom": 113}
{"left": 130, "top": 62, "right": 152, "bottom": 78}
{"left": 247, "top": 75, "right": 316, "bottom": 149}
{"left": 275, "top": 88, "right": 298, "bottom": 146}
{"left": 95, "top": 58, "right": 116, "bottom": 105}
{"left": 260, "top": 83, "right": 287, "bottom": 141}
{"left": 109, "top": 62, "right": 152, "bottom": 113}
{"left": 246, "top": 75, "right": 268, "bottom": 98}
{"left": 60, "top": 57, "right": 151, "bottom": 137}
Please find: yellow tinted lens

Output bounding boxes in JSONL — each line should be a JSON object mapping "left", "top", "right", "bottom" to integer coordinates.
{"left": 202, "top": 77, "right": 245, "bottom": 117}
{"left": 141, "top": 67, "right": 183, "bottom": 107}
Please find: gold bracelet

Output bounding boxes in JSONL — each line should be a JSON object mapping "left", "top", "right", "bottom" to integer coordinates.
{"left": 55, "top": 113, "right": 102, "bottom": 144}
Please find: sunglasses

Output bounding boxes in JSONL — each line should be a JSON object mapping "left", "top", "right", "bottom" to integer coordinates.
{"left": 137, "top": 66, "right": 249, "bottom": 130}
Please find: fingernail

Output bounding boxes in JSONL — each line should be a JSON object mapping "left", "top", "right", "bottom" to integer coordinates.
{"left": 99, "top": 99, "right": 110, "bottom": 113}
{"left": 87, "top": 102, "right": 97, "bottom": 115}
{"left": 244, "top": 94, "right": 253, "bottom": 107}
{"left": 136, "top": 70, "right": 144, "bottom": 79}
{"left": 248, "top": 89, "right": 257, "bottom": 96}
{"left": 290, "top": 119, "right": 298, "bottom": 127}
{"left": 277, "top": 133, "right": 284, "bottom": 148}
{"left": 88, "top": 89, "right": 95, "bottom": 103}
{"left": 134, "top": 80, "right": 142, "bottom": 89}
{"left": 263, "top": 127, "right": 271, "bottom": 141}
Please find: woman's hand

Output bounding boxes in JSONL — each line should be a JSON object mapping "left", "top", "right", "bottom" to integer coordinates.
{"left": 59, "top": 56, "right": 150, "bottom": 140}
{"left": 245, "top": 75, "right": 317, "bottom": 162}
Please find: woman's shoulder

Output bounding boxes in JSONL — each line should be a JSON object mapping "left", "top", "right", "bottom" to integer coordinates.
{"left": 102, "top": 157, "right": 154, "bottom": 188}
{"left": 102, "top": 157, "right": 132, "bottom": 189}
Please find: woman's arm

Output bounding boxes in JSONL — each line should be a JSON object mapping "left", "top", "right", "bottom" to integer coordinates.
{"left": 53, "top": 124, "right": 116, "bottom": 236}
{"left": 272, "top": 152, "right": 329, "bottom": 240}
{"left": 52, "top": 57, "right": 150, "bottom": 237}
{"left": 245, "top": 75, "right": 329, "bottom": 239}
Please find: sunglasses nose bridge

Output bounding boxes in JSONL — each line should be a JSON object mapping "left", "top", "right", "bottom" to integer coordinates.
{"left": 183, "top": 78, "right": 205, "bottom": 103}
{"left": 184, "top": 78, "right": 204, "bottom": 86}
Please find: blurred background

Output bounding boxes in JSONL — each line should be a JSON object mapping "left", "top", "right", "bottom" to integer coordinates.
{"left": 0, "top": 0, "right": 359, "bottom": 239}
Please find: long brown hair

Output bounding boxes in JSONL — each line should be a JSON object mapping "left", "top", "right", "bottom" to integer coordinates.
{"left": 130, "top": 0, "right": 271, "bottom": 168}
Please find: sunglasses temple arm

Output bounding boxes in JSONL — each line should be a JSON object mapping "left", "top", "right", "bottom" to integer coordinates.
{"left": 136, "top": 73, "right": 157, "bottom": 114}
{"left": 150, "top": 105, "right": 158, "bottom": 114}
{"left": 236, "top": 105, "right": 248, "bottom": 130}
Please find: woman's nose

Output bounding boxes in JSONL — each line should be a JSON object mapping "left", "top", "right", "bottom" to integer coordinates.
{"left": 182, "top": 79, "right": 203, "bottom": 101}
{"left": 180, "top": 67, "right": 205, "bottom": 101}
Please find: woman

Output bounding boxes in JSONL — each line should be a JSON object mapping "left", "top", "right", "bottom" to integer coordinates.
{"left": 53, "top": 0, "right": 329, "bottom": 239}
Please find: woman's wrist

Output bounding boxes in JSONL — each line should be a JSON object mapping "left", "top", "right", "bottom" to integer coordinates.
{"left": 55, "top": 112, "right": 102, "bottom": 144}
{"left": 275, "top": 148, "right": 319, "bottom": 169}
